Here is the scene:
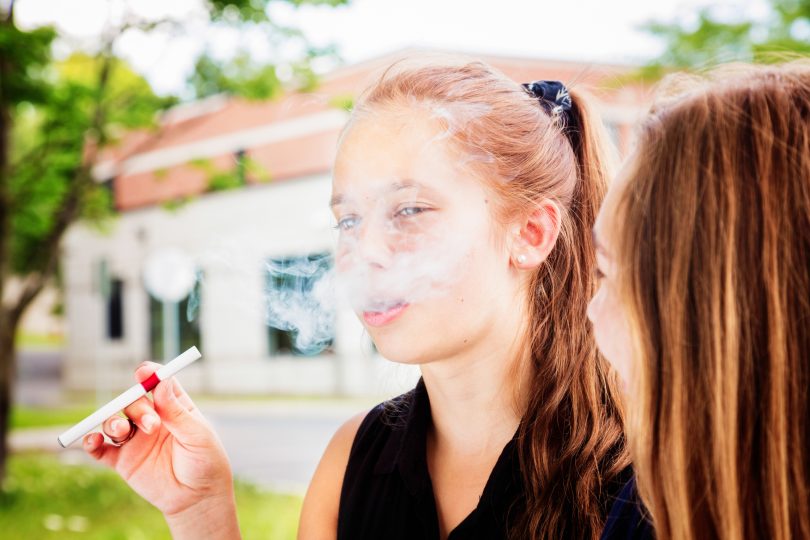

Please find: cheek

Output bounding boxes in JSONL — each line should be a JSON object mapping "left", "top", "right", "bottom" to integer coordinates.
{"left": 588, "top": 285, "right": 633, "bottom": 385}
{"left": 335, "top": 242, "right": 351, "bottom": 271}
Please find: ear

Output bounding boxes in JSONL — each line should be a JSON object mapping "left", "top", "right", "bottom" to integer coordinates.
{"left": 508, "top": 199, "right": 562, "bottom": 269}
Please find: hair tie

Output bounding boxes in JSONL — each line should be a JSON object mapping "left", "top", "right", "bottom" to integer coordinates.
{"left": 522, "top": 80, "right": 572, "bottom": 116}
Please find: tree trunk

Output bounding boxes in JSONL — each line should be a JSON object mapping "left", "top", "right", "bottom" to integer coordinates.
{"left": 0, "top": 1, "right": 14, "bottom": 491}
{"left": 0, "top": 312, "right": 18, "bottom": 487}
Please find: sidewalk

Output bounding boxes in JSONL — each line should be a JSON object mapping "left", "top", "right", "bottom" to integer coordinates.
{"left": 10, "top": 426, "right": 66, "bottom": 453}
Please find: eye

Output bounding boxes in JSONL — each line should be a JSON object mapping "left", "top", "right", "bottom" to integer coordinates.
{"left": 335, "top": 215, "right": 360, "bottom": 231}
{"left": 395, "top": 206, "right": 430, "bottom": 218}
{"left": 595, "top": 267, "right": 606, "bottom": 280}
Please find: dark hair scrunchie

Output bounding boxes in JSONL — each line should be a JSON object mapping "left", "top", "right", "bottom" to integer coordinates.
{"left": 521, "top": 80, "right": 573, "bottom": 116}
{"left": 522, "top": 79, "right": 582, "bottom": 155}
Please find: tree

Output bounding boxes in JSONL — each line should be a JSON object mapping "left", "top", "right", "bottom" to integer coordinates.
{"left": 641, "top": 0, "right": 810, "bottom": 77}
{"left": 189, "top": 44, "right": 340, "bottom": 100}
{"left": 0, "top": 0, "right": 347, "bottom": 488}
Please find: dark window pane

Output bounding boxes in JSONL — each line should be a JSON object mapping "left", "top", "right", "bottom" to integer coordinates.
{"left": 266, "top": 253, "right": 335, "bottom": 357}
{"left": 106, "top": 278, "right": 124, "bottom": 340}
{"left": 149, "top": 292, "right": 201, "bottom": 361}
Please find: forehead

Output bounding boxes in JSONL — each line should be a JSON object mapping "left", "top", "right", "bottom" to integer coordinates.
{"left": 332, "top": 108, "right": 474, "bottom": 197}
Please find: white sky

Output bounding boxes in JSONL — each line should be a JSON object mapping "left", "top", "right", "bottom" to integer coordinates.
{"left": 14, "top": 0, "right": 770, "bottom": 97}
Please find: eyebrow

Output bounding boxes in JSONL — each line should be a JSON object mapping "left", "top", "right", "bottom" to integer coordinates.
{"left": 329, "top": 193, "right": 346, "bottom": 208}
{"left": 329, "top": 179, "right": 429, "bottom": 208}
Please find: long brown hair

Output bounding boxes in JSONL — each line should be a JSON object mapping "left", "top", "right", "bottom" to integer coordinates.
{"left": 611, "top": 62, "right": 810, "bottom": 539}
{"left": 349, "top": 56, "right": 629, "bottom": 539}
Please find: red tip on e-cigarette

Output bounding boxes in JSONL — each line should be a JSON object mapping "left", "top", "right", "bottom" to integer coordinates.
{"left": 140, "top": 372, "right": 161, "bottom": 393}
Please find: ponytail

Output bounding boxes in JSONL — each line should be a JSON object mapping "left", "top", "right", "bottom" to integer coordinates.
{"left": 515, "top": 88, "right": 629, "bottom": 539}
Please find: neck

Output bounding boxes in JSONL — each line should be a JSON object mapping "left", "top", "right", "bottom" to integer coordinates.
{"left": 420, "top": 321, "right": 533, "bottom": 454}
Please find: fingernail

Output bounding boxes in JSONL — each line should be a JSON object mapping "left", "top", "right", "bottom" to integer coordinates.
{"left": 142, "top": 414, "right": 158, "bottom": 433}
{"left": 112, "top": 418, "right": 127, "bottom": 433}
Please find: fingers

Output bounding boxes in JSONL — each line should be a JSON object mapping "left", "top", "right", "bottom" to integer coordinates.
{"left": 135, "top": 361, "right": 198, "bottom": 414}
{"left": 84, "top": 359, "right": 210, "bottom": 469}
{"left": 122, "top": 396, "right": 161, "bottom": 435}
{"left": 102, "top": 414, "right": 135, "bottom": 443}
{"left": 82, "top": 432, "right": 121, "bottom": 469}
{"left": 152, "top": 377, "right": 210, "bottom": 444}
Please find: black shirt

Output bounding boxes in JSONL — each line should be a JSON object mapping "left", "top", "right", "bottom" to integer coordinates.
{"left": 600, "top": 475, "right": 654, "bottom": 540}
{"left": 337, "top": 379, "right": 654, "bottom": 539}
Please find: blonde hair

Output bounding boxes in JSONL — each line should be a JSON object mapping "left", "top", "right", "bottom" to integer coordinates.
{"left": 612, "top": 62, "right": 810, "bottom": 540}
{"left": 348, "top": 56, "right": 629, "bottom": 539}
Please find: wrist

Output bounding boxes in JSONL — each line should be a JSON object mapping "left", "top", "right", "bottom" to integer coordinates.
{"left": 164, "top": 489, "right": 241, "bottom": 540}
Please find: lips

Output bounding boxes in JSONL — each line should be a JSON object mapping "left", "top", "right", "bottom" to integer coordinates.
{"left": 362, "top": 302, "right": 409, "bottom": 327}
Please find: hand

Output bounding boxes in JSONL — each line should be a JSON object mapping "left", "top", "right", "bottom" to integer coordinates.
{"left": 82, "top": 362, "right": 235, "bottom": 519}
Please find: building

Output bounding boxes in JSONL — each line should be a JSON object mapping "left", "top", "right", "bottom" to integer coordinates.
{"left": 61, "top": 49, "right": 651, "bottom": 397}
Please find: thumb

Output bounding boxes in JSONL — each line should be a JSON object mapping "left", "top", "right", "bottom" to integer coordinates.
{"left": 152, "top": 378, "right": 210, "bottom": 444}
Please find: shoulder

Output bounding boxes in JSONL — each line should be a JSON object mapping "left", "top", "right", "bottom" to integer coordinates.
{"left": 297, "top": 409, "right": 369, "bottom": 540}
{"left": 298, "top": 389, "right": 416, "bottom": 539}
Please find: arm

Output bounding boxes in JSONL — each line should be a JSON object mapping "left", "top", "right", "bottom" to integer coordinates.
{"left": 164, "top": 489, "right": 242, "bottom": 540}
{"left": 297, "top": 411, "right": 367, "bottom": 540}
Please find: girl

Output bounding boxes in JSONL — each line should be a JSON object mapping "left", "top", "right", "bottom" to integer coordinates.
{"left": 589, "top": 62, "right": 810, "bottom": 539}
{"left": 84, "top": 57, "right": 643, "bottom": 539}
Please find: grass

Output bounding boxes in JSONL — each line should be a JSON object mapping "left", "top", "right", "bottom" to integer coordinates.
{"left": 0, "top": 452, "right": 302, "bottom": 539}
{"left": 11, "top": 406, "right": 97, "bottom": 430}
{"left": 16, "top": 332, "right": 65, "bottom": 350}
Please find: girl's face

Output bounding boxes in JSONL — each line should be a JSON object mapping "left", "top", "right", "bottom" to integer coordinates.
{"left": 331, "top": 108, "right": 523, "bottom": 365}
{"left": 587, "top": 166, "right": 634, "bottom": 388}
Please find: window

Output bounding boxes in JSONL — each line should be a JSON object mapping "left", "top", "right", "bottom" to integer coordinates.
{"left": 106, "top": 278, "right": 124, "bottom": 340}
{"left": 149, "top": 293, "right": 201, "bottom": 361}
{"left": 266, "top": 253, "right": 335, "bottom": 357}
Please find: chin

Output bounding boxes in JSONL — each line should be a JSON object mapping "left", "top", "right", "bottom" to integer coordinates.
{"left": 368, "top": 329, "right": 429, "bottom": 365}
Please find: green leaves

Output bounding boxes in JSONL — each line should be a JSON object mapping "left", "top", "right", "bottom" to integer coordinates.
{"left": 0, "top": 22, "right": 55, "bottom": 105}
{"left": 6, "top": 53, "right": 167, "bottom": 274}
{"left": 190, "top": 52, "right": 284, "bottom": 100}
{"left": 642, "top": 0, "right": 810, "bottom": 76}
{"left": 206, "top": 0, "right": 349, "bottom": 23}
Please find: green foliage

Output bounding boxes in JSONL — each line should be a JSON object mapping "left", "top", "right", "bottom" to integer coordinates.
{"left": 207, "top": 0, "right": 273, "bottom": 23}
{"left": 189, "top": 158, "right": 240, "bottom": 192}
{"left": 7, "top": 54, "right": 167, "bottom": 275}
{"left": 329, "top": 93, "right": 354, "bottom": 112}
{"left": 160, "top": 196, "right": 194, "bottom": 213}
{"left": 190, "top": 52, "right": 283, "bottom": 100}
{"left": 190, "top": 2, "right": 346, "bottom": 99}
{"left": 0, "top": 22, "right": 55, "bottom": 104}
{"left": 207, "top": 0, "right": 349, "bottom": 23}
{"left": 57, "top": 54, "right": 174, "bottom": 131}
{"left": 0, "top": 453, "right": 302, "bottom": 539}
{"left": 244, "top": 155, "right": 272, "bottom": 183}
{"left": 189, "top": 155, "right": 270, "bottom": 193}
{"left": 208, "top": 170, "right": 246, "bottom": 192}
{"left": 642, "top": 0, "right": 810, "bottom": 75}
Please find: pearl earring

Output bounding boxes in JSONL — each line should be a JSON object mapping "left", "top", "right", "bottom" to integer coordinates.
{"left": 516, "top": 254, "right": 527, "bottom": 264}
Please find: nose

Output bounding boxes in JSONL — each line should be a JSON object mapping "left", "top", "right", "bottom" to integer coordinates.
{"left": 352, "top": 217, "right": 395, "bottom": 270}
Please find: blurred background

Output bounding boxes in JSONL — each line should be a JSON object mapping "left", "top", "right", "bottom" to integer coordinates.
{"left": 0, "top": 0, "right": 807, "bottom": 537}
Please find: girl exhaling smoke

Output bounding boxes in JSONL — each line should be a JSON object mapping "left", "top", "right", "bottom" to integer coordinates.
{"left": 80, "top": 56, "right": 649, "bottom": 540}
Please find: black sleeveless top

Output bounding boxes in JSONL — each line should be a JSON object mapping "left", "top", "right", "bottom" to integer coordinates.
{"left": 337, "top": 379, "right": 654, "bottom": 540}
